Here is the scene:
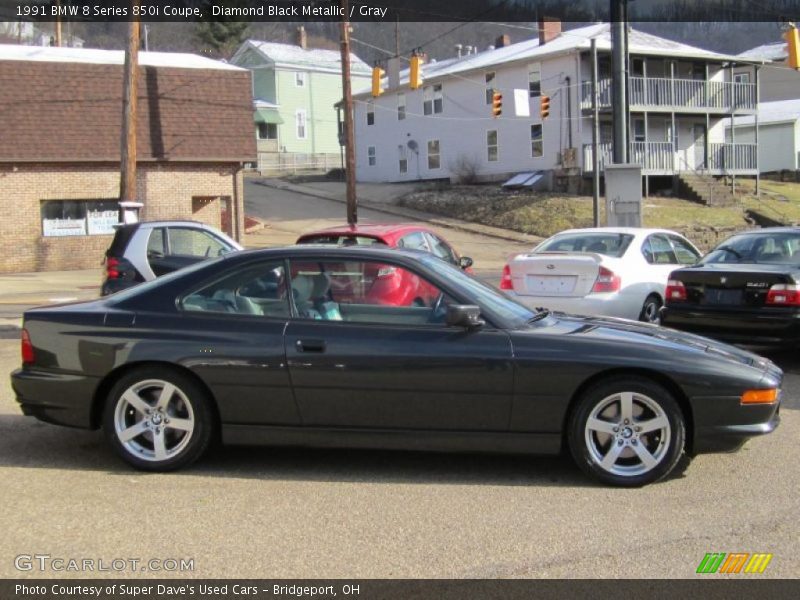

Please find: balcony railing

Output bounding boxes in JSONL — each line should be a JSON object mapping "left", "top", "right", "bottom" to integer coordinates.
{"left": 583, "top": 141, "right": 757, "bottom": 174}
{"left": 580, "top": 77, "right": 756, "bottom": 112}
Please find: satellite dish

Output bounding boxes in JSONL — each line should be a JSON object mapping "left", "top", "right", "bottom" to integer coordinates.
{"left": 407, "top": 140, "right": 419, "bottom": 153}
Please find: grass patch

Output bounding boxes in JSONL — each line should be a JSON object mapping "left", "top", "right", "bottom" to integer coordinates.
{"left": 737, "top": 179, "right": 800, "bottom": 224}
{"left": 399, "top": 186, "right": 750, "bottom": 239}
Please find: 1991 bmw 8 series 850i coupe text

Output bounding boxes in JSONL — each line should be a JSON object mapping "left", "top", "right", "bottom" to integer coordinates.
{"left": 12, "top": 246, "right": 782, "bottom": 487}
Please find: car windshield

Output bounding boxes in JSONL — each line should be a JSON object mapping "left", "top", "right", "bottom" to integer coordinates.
{"left": 534, "top": 232, "right": 634, "bottom": 257}
{"left": 702, "top": 232, "right": 800, "bottom": 265}
{"left": 419, "top": 254, "right": 536, "bottom": 327}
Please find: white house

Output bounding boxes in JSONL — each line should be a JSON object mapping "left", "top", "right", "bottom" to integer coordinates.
{"left": 353, "top": 21, "right": 762, "bottom": 192}
{"left": 727, "top": 100, "right": 800, "bottom": 172}
{"left": 738, "top": 41, "right": 800, "bottom": 102}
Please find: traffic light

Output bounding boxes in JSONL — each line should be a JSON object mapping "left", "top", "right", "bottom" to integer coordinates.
{"left": 785, "top": 26, "right": 800, "bottom": 70}
{"left": 540, "top": 94, "right": 551, "bottom": 119}
{"left": 491, "top": 90, "right": 503, "bottom": 117}
{"left": 371, "top": 66, "right": 385, "bottom": 97}
{"left": 409, "top": 54, "right": 422, "bottom": 90}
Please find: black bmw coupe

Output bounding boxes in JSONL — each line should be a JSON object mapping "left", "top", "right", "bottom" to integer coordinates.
{"left": 11, "top": 246, "right": 782, "bottom": 487}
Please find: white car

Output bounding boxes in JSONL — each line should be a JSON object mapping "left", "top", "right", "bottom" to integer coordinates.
{"left": 500, "top": 227, "right": 702, "bottom": 322}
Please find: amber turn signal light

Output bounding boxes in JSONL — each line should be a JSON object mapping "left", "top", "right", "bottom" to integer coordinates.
{"left": 741, "top": 389, "right": 779, "bottom": 404}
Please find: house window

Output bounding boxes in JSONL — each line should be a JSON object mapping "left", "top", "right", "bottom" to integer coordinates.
{"left": 397, "top": 93, "right": 406, "bottom": 120}
{"left": 487, "top": 130, "right": 498, "bottom": 162}
{"left": 257, "top": 123, "right": 277, "bottom": 140}
{"left": 427, "top": 140, "right": 440, "bottom": 169}
{"left": 485, "top": 72, "right": 495, "bottom": 104}
{"left": 528, "top": 63, "right": 541, "bottom": 98}
{"left": 734, "top": 72, "right": 750, "bottom": 84}
{"left": 530, "top": 124, "right": 543, "bottom": 158}
{"left": 41, "top": 199, "right": 119, "bottom": 237}
{"left": 633, "top": 118, "right": 646, "bottom": 143}
{"left": 423, "top": 84, "right": 443, "bottom": 115}
{"left": 295, "top": 109, "right": 307, "bottom": 139}
{"left": 398, "top": 146, "right": 408, "bottom": 173}
{"left": 664, "top": 119, "right": 673, "bottom": 143}
{"left": 295, "top": 71, "right": 306, "bottom": 87}
{"left": 631, "top": 58, "right": 645, "bottom": 78}
{"left": 368, "top": 146, "right": 376, "bottom": 166}
{"left": 366, "top": 100, "right": 375, "bottom": 125}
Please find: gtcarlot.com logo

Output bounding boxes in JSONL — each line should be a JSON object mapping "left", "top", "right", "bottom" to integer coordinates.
{"left": 14, "top": 554, "right": 195, "bottom": 573}
{"left": 696, "top": 552, "right": 773, "bottom": 574}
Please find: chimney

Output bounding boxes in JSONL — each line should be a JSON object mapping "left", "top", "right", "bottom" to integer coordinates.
{"left": 538, "top": 17, "right": 561, "bottom": 46}
{"left": 296, "top": 25, "right": 307, "bottom": 49}
{"left": 495, "top": 34, "right": 510, "bottom": 49}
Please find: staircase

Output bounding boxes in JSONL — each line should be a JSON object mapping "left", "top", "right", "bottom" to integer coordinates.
{"left": 677, "top": 173, "right": 738, "bottom": 206}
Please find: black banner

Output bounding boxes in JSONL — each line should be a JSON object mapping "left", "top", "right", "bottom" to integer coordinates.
{"left": 0, "top": 0, "right": 799, "bottom": 23}
{"left": 3, "top": 580, "right": 800, "bottom": 600}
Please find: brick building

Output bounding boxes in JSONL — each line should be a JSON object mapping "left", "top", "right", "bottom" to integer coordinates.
{"left": 0, "top": 44, "right": 255, "bottom": 273}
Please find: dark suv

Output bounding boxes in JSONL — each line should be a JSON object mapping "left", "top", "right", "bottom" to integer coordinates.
{"left": 102, "top": 221, "right": 242, "bottom": 295}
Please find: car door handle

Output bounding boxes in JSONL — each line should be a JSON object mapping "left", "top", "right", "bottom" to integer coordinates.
{"left": 295, "top": 339, "right": 326, "bottom": 353}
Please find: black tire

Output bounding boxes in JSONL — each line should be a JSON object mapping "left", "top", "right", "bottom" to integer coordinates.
{"left": 103, "top": 366, "right": 214, "bottom": 471}
{"left": 638, "top": 294, "right": 662, "bottom": 324}
{"left": 568, "top": 376, "right": 685, "bottom": 487}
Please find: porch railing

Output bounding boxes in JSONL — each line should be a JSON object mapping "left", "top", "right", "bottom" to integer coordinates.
{"left": 709, "top": 142, "right": 757, "bottom": 172}
{"left": 580, "top": 77, "right": 756, "bottom": 112}
{"left": 583, "top": 142, "right": 758, "bottom": 174}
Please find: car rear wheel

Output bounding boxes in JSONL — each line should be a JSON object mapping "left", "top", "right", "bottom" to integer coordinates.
{"left": 638, "top": 294, "right": 662, "bottom": 323}
{"left": 103, "top": 367, "right": 213, "bottom": 471}
{"left": 568, "top": 377, "right": 685, "bottom": 487}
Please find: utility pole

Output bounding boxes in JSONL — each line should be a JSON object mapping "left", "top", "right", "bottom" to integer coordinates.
{"left": 340, "top": 0, "right": 357, "bottom": 225}
{"left": 610, "top": 0, "right": 628, "bottom": 164}
{"left": 119, "top": 15, "right": 141, "bottom": 217}
{"left": 591, "top": 38, "right": 601, "bottom": 226}
{"left": 55, "top": 0, "right": 62, "bottom": 47}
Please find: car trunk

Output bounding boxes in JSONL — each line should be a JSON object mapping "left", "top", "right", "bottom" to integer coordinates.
{"left": 507, "top": 253, "right": 606, "bottom": 297}
{"left": 670, "top": 265, "right": 796, "bottom": 308}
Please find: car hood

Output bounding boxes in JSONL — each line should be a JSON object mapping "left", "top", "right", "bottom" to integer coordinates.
{"left": 523, "top": 311, "right": 774, "bottom": 370}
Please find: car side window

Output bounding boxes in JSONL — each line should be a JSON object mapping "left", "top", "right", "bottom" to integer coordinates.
{"left": 668, "top": 235, "right": 701, "bottom": 265}
{"left": 288, "top": 259, "right": 457, "bottom": 326}
{"left": 147, "top": 228, "right": 166, "bottom": 258}
{"left": 168, "top": 228, "right": 229, "bottom": 258}
{"left": 646, "top": 235, "right": 678, "bottom": 264}
{"left": 397, "top": 231, "right": 429, "bottom": 252}
{"left": 181, "top": 262, "right": 290, "bottom": 318}
{"left": 424, "top": 232, "right": 458, "bottom": 265}
{"left": 640, "top": 237, "right": 655, "bottom": 264}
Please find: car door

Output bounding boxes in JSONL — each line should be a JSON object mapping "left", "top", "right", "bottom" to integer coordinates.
{"left": 150, "top": 227, "right": 233, "bottom": 276}
{"left": 642, "top": 233, "right": 682, "bottom": 285}
{"left": 283, "top": 257, "right": 514, "bottom": 432}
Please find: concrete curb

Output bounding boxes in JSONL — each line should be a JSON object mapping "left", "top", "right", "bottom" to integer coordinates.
{"left": 253, "top": 179, "right": 541, "bottom": 246}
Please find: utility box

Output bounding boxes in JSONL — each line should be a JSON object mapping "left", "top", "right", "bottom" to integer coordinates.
{"left": 604, "top": 163, "right": 642, "bottom": 227}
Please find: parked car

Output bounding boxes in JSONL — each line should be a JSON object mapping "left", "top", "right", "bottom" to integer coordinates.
{"left": 661, "top": 227, "right": 800, "bottom": 345}
{"left": 101, "top": 221, "right": 242, "bottom": 296}
{"left": 12, "top": 246, "right": 781, "bottom": 487}
{"left": 297, "top": 223, "right": 473, "bottom": 306}
{"left": 500, "top": 228, "right": 701, "bottom": 322}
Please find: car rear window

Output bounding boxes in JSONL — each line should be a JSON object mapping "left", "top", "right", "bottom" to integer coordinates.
{"left": 535, "top": 233, "right": 634, "bottom": 258}
{"left": 702, "top": 232, "right": 800, "bottom": 265}
{"left": 297, "top": 234, "right": 387, "bottom": 247}
{"left": 105, "top": 224, "right": 139, "bottom": 257}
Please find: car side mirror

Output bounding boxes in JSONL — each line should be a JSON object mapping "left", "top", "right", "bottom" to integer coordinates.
{"left": 446, "top": 304, "right": 484, "bottom": 329}
{"left": 459, "top": 256, "right": 474, "bottom": 270}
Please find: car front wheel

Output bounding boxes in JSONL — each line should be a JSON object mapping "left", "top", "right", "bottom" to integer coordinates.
{"left": 103, "top": 367, "right": 213, "bottom": 471}
{"left": 638, "top": 294, "right": 662, "bottom": 323}
{"left": 568, "top": 377, "right": 685, "bottom": 487}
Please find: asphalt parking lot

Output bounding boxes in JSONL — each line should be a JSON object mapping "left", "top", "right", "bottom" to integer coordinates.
{"left": 1, "top": 335, "right": 798, "bottom": 579}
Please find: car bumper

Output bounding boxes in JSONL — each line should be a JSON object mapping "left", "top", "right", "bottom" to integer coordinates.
{"left": 11, "top": 368, "right": 100, "bottom": 429}
{"left": 506, "top": 291, "right": 640, "bottom": 320}
{"left": 691, "top": 393, "right": 781, "bottom": 454}
{"left": 100, "top": 278, "right": 138, "bottom": 296}
{"left": 661, "top": 306, "right": 800, "bottom": 346}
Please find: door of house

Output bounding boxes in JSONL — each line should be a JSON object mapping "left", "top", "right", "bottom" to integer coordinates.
{"left": 691, "top": 124, "right": 707, "bottom": 170}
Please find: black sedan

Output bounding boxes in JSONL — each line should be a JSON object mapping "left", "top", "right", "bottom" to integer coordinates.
{"left": 11, "top": 246, "right": 782, "bottom": 487}
{"left": 662, "top": 227, "right": 800, "bottom": 346}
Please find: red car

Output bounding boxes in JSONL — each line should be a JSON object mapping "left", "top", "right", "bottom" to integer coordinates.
{"left": 296, "top": 224, "right": 473, "bottom": 307}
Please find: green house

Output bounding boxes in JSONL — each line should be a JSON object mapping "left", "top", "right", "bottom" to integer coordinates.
{"left": 231, "top": 28, "right": 371, "bottom": 171}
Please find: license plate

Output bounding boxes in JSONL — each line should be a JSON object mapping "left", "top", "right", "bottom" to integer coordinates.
{"left": 704, "top": 288, "right": 743, "bottom": 305}
{"left": 525, "top": 274, "right": 577, "bottom": 294}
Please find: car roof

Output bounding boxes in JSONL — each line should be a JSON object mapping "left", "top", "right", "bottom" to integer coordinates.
{"left": 728, "top": 227, "right": 800, "bottom": 235}
{"left": 229, "top": 244, "right": 432, "bottom": 263}
{"left": 133, "top": 220, "right": 210, "bottom": 229}
{"left": 297, "top": 223, "right": 433, "bottom": 243}
{"left": 551, "top": 227, "right": 682, "bottom": 237}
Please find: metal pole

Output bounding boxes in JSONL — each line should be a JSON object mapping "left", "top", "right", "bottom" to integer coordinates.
{"left": 729, "top": 63, "right": 736, "bottom": 196}
{"left": 119, "top": 16, "right": 140, "bottom": 209}
{"left": 591, "top": 39, "right": 600, "bottom": 227}
{"left": 340, "top": 0, "right": 357, "bottom": 225}
{"left": 55, "top": 0, "right": 62, "bottom": 47}
{"left": 611, "top": 0, "right": 628, "bottom": 164}
{"left": 755, "top": 65, "right": 760, "bottom": 197}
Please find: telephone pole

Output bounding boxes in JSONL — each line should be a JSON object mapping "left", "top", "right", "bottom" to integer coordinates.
{"left": 340, "top": 0, "right": 357, "bottom": 225}
{"left": 611, "top": 0, "right": 629, "bottom": 164}
{"left": 119, "top": 16, "right": 140, "bottom": 213}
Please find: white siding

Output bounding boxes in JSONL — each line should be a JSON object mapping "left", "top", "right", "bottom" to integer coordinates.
{"left": 730, "top": 121, "right": 800, "bottom": 172}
